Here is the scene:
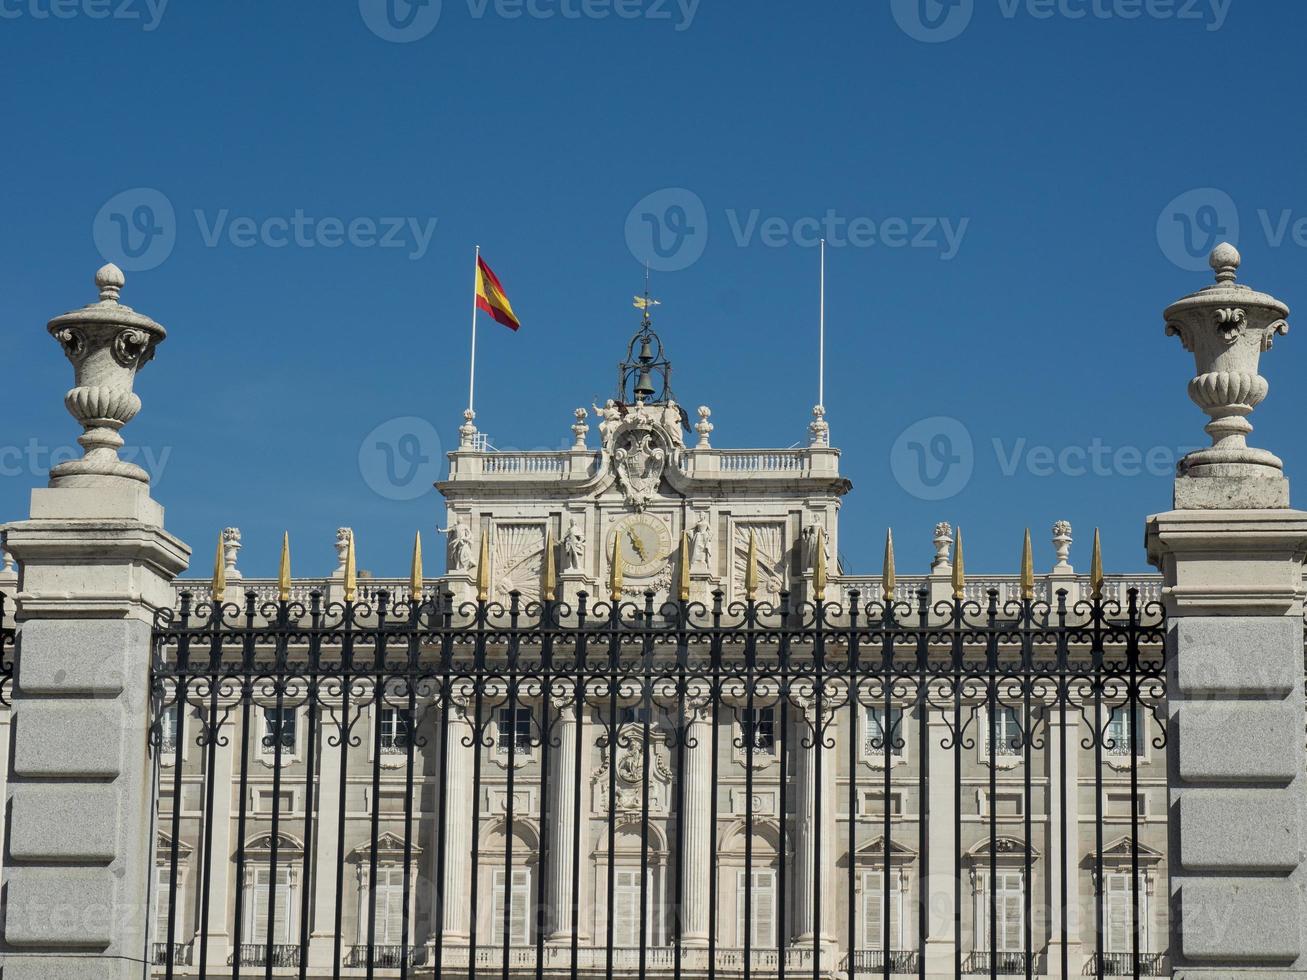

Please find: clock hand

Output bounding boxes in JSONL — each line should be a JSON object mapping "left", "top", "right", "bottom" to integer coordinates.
{"left": 626, "top": 529, "right": 647, "bottom": 560}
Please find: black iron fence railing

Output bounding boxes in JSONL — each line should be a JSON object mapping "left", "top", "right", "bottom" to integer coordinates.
{"left": 0, "top": 594, "right": 14, "bottom": 709}
{"left": 148, "top": 586, "right": 1166, "bottom": 980}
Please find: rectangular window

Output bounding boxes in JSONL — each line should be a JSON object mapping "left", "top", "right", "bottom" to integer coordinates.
{"left": 244, "top": 866, "right": 295, "bottom": 945}
{"left": 976, "top": 872, "right": 1023, "bottom": 952}
{"left": 491, "top": 868, "right": 531, "bottom": 946}
{"left": 864, "top": 707, "right": 905, "bottom": 758}
{"left": 360, "top": 867, "right": 407, "bottom": 945}
{"left": 1104, "top": 873, "right": 1149, "bottom": 954}
{"left": 153, "top": 865, "right": 182, "bottom": 943}
{"left": 496, "top": 708, "right": 532, "bottom": 755}
{"left": 262, "top": 707, "right": 297, "bottom": 755}
{"left": 1105, "top": 706, "right": 1147, "bottom": 758}
{"left": 735, "top": 869, "right": 776, "bottom": 947}
{"left": 861, "top": 870, "right": 903, "bottom": 950}
{"left": 985, "top": 708, "right": 1022, "bottom": 758}
{"left": 742, "top": 707, "right": 776, "bottom": 755}
{"left": 611, "top": 869, "right": 656, "bottom": 947}
{"left": 379, "top": 707, "right": 410, "bottom": 755}
{"left": 158, "top": 705, "right": 179, "bottom": 755}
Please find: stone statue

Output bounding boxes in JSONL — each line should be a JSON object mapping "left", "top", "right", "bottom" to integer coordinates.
{"left": 439, "top": 515, "right": 475, "bottom": 573}
{"left": 801, "top": 523, "right": 830, "bottom": 570}
{"left": 222, "top": 527, "right": 243, "bottom": 580}
{"left": 561, "top": 519, "right": 585, "bottom": 571}
{"left": 688, "top": 512, "right": 713, "bottom": 571}
{"left": 592, "top": 399, "right": 624, "bottom": 445}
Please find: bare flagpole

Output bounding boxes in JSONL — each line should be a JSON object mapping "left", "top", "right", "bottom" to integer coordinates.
{"left": 468, "top": 244, "right": 481, "bottom": 415}
{"left": 818, "top": 237, "right": 826, "bottom": 409}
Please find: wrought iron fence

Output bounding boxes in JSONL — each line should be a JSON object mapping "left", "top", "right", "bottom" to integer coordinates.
{"left": 148, "top": 583, "right": 1166, "bottom": 980}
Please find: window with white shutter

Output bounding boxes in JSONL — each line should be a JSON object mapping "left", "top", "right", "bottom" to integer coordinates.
{"left": 1105, "top": 707, "right": 1146, "bottom": 758}
{"left": 379, "top": 707, "right": 411, "bottom": 755}
{"left": 491, "top": 868, "right": 531, "bottom": 946}
{"left": 1104, "top": 873, "right": 1148, "bottom": 954}
{"left": 359, "top": 867, "right": 408, "bottom": 945}
{"left": 244, "top": 866, "right": 295, "bottom": 945}
{"left": 735, "top": 869, "right": 776, "bottom": 947}
{"left": 153, "top": 865, "right": 182, "bottom": 942}
{"left": 496, "top": 708, "right": 532, "bottom": 756}
{"left": 975, "top": 872, "right": 1023, "bottom": 952}
{"left": 741, "top": 708, "right": 776, "bottom": 755}
{"left": 611, "top": 869, "right": 652, "bottom": 947}
{"left": 860, "top": 871, "right": 902, "bottom": 950}
{"left": 985, "top": 708, "right": 1022, "bottom": 758}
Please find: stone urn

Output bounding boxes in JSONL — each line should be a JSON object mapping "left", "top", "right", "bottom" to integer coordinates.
{"left": 1163, "top": 243, "right": 1290, "bottom": 506}
{"left": 45, "top": 263, "right": 167, "bottom": 487}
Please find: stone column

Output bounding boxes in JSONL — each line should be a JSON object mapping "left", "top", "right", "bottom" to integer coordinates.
{"left": 1145, "top": 244, "right": 1307, "bottom": 977}
{"left": 546, "top": 698, "right": 584, "bottom": 943}
{"left": 200, "top": 708, "right": 237, "bottom": 968}
{"left": 1045, "top": 711, "right": 1083, "bottom": 974}
{"left": 307, "top": 718, "right": 343, "bottom": 967}
{"left": 679, "top": 696, "right": 713, "bottom": 947}
{"left": 923, "top": 711, "right": 957, "bottom": 974}
{"left": 434, "top": 694, "right": 477, "bottom": 941}
{"left": 792, "top": 696, "right": 837, "bottom": 949}
{"left": 0, "top": 265, "right": 190, "bottom": 979}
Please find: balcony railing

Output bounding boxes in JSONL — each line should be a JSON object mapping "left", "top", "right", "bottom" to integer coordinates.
{"left": 151, "top": 941, "right": 192, "bottom": 965}
{"left": 434, "top": 946, "right": 823, "bottom": 972}
{"left": 848, "top": 949, "right": 921, "bottom": 974}
{"left": 1092, "top": 951, "right": 1167, "bottom": 976}
{"left": 348, "top": 944, "right": 429, "bottom": 967}
{"left": 963, "top": 951, "right": 1037, "bottom": 975}
{"left": 233, "top": 943, "right": 302, "bottom": 967}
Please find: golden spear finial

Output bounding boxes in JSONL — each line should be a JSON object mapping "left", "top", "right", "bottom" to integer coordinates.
{"left": 542, "top": 531, "right": 557, "bottom": 602}
{"left": 812, "top": 527, "right": 827, "bottom": 602}
{"left": 1090, "top": 528, "right": 1104, "bottom": 600}
{"left": 678, "top": 529, "right": 691, "bottom": 603}
{"left": 343, "top": 530, "right": 357, "bottom": 603}
{"left": 1020, "top": 527, "right": 1034, "bottom": 601}
{"left": 212, "top": 531, "right": 226, "bottom": 603}
{"left": 745, "top": 529, "right": 759, "bottom": 601}
{"left": 609, "top": 532, "right": 624, "bottom": 602}
{"left": 277, "top": 532, "right": 291, "bottom": 602}
{"left": 951, "top": 526, "right": 965, "bottom": 601}
{"left": 476, "top": 532, "right": 491, "bottom": 602}
{"left": 409, "top": 531, "right": 424, "bottom": 602}
{"left": 882, "top": 528, "right": 895, "bottom": 604}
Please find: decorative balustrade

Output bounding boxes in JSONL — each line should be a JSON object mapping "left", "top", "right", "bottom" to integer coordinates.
{"left": 716, "top": 449, "right": 810, "bottom": 473}
{"left": 479, "top": 452, "right": 570, "bottom": 475}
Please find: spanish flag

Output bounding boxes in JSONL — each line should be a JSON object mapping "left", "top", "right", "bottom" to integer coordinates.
{"left": 475, "top": 256, "right": 521, "bottom": 331}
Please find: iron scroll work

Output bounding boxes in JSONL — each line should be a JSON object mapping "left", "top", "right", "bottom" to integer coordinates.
{"left": 149, "top": 586, "right": 1167, "bottom": 980}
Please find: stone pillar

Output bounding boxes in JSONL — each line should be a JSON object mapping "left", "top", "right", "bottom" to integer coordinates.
{"left": 1145, "top": 244, "right": 1307, "bottom": 977}
{"left": 435, "top": 695, "right": 476, "bottom": 941}
{"left": 792, "top": 697, "right": 836, "bottom": 949}
{"left": 546, "top": 699, "right": 583, "bottom": 943}
{"left": 200, "top": 709, "right": 237, "bottom": 968}
{"left": 0, "top": 265, "right": 191, "bottom": 979}
{"left": 307, "top": 720, "right": 343, "bottom": 967}
{"left": 923, "top": 711, "right": 957, "bottom": 974}
{"left": 679, "top": 697, "right": 713, "bottom": 947}
{"left": 1045, "top": 711, "right": 1083, "bottom": 974}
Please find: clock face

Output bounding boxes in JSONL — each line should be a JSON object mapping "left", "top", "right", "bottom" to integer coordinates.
{"left": 607, "top": 514, "right": 673, "bottom": 577}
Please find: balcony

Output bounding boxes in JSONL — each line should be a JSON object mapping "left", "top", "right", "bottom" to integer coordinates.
{"left": 963, "top": 951, "right": 1037, "bottom": 975}
{"left": 151, "top": 941, "right": 192, "bottom": 965}
{"left": 433, "top": 945, "right": 825, "bottom": 973}
{"left": 234, "top": 943, "right": 302, "bottom": 967}
{"left": 848, "top": 950, "right": 922, "bottom": 975}
{"left": 348, "top": 944, "right": 430, "bottom": 968}
{"left": 1091, "top": 952, "right": 1167, "bottom": 976}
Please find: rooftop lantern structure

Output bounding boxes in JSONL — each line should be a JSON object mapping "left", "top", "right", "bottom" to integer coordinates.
{"left": 618, "top": 291, "right": 674, "bottom": 405}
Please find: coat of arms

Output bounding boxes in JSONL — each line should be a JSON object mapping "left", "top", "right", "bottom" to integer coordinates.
{"left": 611, "top": 422, "right": 669, "bottom": 511}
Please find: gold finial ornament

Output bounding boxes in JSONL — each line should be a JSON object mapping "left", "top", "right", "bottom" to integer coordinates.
{"left": 476, "top": 532, "right": 491, "bottom": 602}
{"left": 1090, "top": 528, "right": 1104, "bottom": 600}
{"left": 812, "top": 527, "right": 827, "bottom": 601}
{"left": 343, "top": 530, "right": 358, "bottom": 603}
{"left": 277, "top": 532, "right": 291, "bottom": 602}
{"left": 1020, "top": 528, "right": 1035, "bottom": 601}
{"left": 678, "top": 530, "right": 691, "bottom": 603}
{"left": 609, "top": 533, "right": 624, "bottom": 602}
{"left": 212, "top": 531, "right": 226, "bottom": 603}
{"left": 882, "top": 529, "right": 896, "bottom": 604}
{"left": 745, "top": 529, "right": 759, "bottom": 601}
{"left": 951, "top": 527, "right": 965, "bottom": 600}
{"left": 542, "top": 531, "right": 557, "bottom": 602}
{"left": 410, "top": 532, "right": 424, "bottom": 602}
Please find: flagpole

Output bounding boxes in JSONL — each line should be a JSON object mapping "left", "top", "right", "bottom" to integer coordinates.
{"left": 468, "top": 244, "right": 480, "bottom": 415}
{"left": 818, "top": 237, "right": 826, "bottom": 408}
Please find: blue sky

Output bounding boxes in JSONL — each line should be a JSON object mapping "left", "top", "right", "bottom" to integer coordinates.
{"left": 1, "top": 0, "right": 1302, "bottom": 578}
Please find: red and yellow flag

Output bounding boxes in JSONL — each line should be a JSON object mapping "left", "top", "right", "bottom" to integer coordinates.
{"left": 475, "top": 256, "right": 520, "bottom": 331}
